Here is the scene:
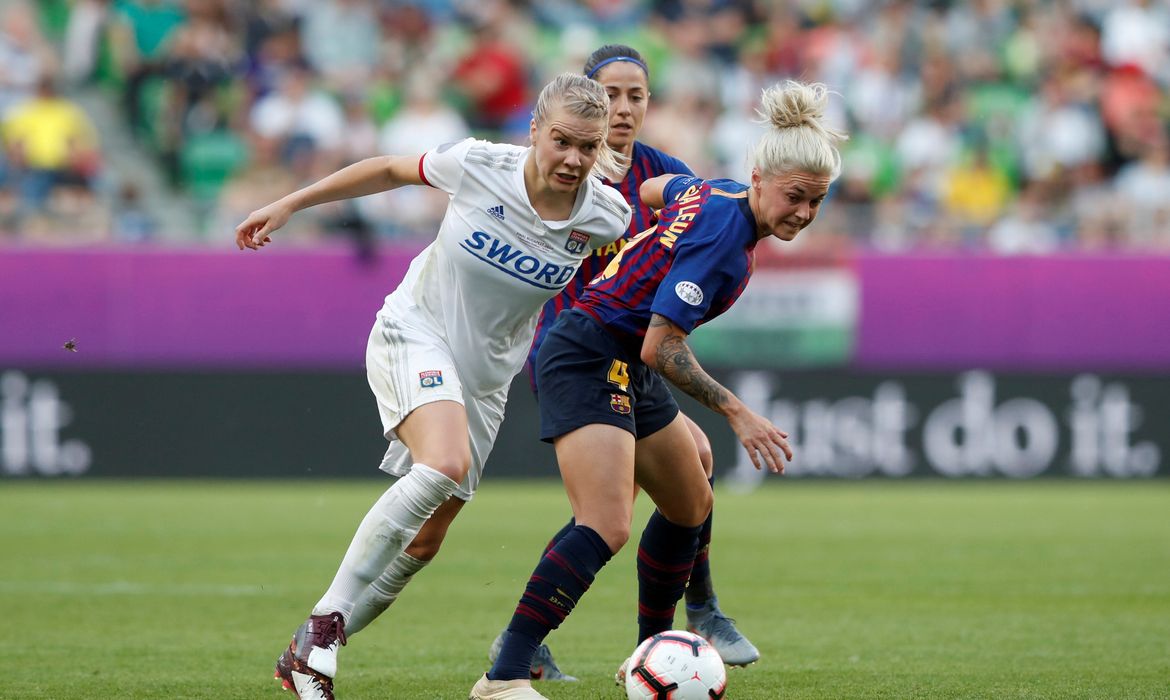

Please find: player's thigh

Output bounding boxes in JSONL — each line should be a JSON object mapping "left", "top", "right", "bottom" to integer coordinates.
{"left": 681, "top": 412, "right": 714, "bottom": 478}
{"left": 366, "top": 313, "right": 472, "bottom": 479}
{"left": 459, "top": 386, "right": 508, "bottom": 500}
{"left": 634, "top": 414, "right": 712, "bottom": 528}
{"left": 395, "top": 400, "right": 471, "bottom": 482}
{"left": 554, "top": 423, "right": 636, "bottom": 553}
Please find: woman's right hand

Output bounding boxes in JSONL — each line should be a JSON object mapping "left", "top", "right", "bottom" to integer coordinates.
{"left": 235, "top": 200, "right": 294, "bottom": 250}
{"left": 727, "top": 406, "right": 793, "bottom": 474}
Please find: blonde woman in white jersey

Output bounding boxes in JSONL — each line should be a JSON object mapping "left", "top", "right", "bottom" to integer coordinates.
{"left": 235, "top": 73, "right": 631, "bottom": 700}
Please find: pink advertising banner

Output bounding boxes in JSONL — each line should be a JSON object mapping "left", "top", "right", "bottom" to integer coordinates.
{"left": 3, "top": 247, "right": 1169, "bottom": 370}
{"left": 1, "top": 245, "right": 422, "bottom": 369}
{"left": 854, "top": 254, "right": 1170, "bottom": 370}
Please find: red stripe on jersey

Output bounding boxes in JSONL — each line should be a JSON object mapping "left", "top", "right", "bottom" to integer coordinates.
{"left": 417, "top": 154, "right": 431, "bottom": 187}
{"left": 614, "top": 247, "right": 669, "bottom": 312}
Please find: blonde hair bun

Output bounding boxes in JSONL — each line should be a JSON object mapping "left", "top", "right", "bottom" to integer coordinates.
{"left": 752, "top": 80, "right": 848, "bottom": 180}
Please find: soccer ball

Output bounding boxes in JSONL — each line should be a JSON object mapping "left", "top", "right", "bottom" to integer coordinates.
{"left": 624, "top": 630, "right": 727, "bottom": 700}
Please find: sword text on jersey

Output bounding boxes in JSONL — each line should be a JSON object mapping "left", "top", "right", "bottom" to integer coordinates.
{"left": 460, "top": 230, "right": 579, "bottom": 290}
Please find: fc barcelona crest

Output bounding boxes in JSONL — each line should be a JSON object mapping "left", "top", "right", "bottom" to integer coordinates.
{"left": 419, "top": 370, "right": 444, "bottom": 388}
{"left": 610, "top": 393, "right": 631, "bottom": 415}
{"left": 565, "top": 230, "right": 590, "bottom": 254}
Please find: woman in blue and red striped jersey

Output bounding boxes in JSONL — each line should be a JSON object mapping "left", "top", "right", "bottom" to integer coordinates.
{"left": 499, "top": 45, "right": 761, "bottom": 678}
{"left": 473, "top": 79, "right": 847, "bottom": 700}
{"left": 337, "top": 46, "right": 752, "bottom": 682}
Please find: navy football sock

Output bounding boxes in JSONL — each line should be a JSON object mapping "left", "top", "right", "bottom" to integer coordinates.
{"left": 488, "top": 525, "right": 612, "bottom": 681}
{"left": 543, "top": 517, "right": 576, "bottom": 558}
{"left": 637, "top": 510, "right": 702, "bottom": 642}
{"left": 685, "top": 477, "right": 716, "bottom": 608}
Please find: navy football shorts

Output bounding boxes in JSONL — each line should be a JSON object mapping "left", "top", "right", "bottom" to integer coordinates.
{"left": 535, "top": 309, "right": 679, "bottom": 442}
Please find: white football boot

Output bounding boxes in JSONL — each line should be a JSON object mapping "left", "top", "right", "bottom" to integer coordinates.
{"left": 469, "top": 674, "right": 550, "bottom": 699}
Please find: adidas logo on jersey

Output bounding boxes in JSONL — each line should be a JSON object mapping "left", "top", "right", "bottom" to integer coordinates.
{"left": 486, "top": 205, "right": 505, "bottom": 221}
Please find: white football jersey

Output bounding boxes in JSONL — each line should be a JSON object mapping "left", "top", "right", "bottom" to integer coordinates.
{"left": 379, "top": 138, "right": 631, "bottom": 397}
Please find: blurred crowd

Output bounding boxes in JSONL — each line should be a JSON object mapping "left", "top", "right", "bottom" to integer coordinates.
{"left": 0, "top": 0, "right": 1167, "bottom": 253}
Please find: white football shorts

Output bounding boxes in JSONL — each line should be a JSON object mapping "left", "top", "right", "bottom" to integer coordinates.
{"left": 365, "top": 309, "right": 508, "bottom": 501}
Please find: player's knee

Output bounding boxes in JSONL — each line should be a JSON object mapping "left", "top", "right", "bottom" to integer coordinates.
{"left": 405, "top": 535, "right": 443, "bottom": 561}
{"left": 691, "top": 487, "right": 714, "bottom": 526}
{"left": 663, "top": 488, "right": 712, "bottom": 528}
{"left": 406, "top": 496, "right": 461, "bottom": 561}
{"left": 700, "top": 486, "right": 713, "bottom": 517}
{"left": 593, "top": 522, "right": 631, "bottom": 553}
{"left": 695, "top": 440, "right": 714, "bottom": 479}
{"left": 686, "top": 420, "right": 714, "bottom": 478}
{"left": 421, "top": 453, "right": 471, "bottom": 484}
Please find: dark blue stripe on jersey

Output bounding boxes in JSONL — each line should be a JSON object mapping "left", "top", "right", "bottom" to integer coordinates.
{"left": 631, "top": 158, "right": 650, "bottom": 234}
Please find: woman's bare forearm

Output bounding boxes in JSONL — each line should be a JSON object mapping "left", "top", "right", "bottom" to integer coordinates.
{"left": 286, "top": 156, "right": 406, "bottom": 212}
{"left": 649, "top": 317, "right": 738, "bottom": 416}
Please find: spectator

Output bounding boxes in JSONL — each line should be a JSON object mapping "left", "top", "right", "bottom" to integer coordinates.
{"left": 2, "top": 75, "right": 100, "bottom": 216}
{"left": 1017, "top": 71, "right": 1106, "bottom": 182}
{"left": 61, "top": 0, "right": 111, "bottom": 86}
{"left": 450, "top": 15, "right": 528, "bottom": 136}
{"left": 165, "top": 0, "right": 240, "bottom": 117}
{"left": 1067, "top": 161, "right": 1126, "bottom": 249}
{"left": 0, "top": 1, "right": 59, "bottom": 118}
{"left": 654, "top": 15, "right": 725, "bottom": 102}
{"left": 109, "top": 0, "right": 186, "bottom": 135}
{"left": 710, "top": 88, "right": 767, "bottom": 181}
{"left": 377, "top": 73, "right": 468, "bottom": 161}
{"left": 987, "top": 184, "right": 1062, "bottom": 255}
{"left": 12, "top": 0, "right": 1167, "bottom": 252}
{"left": 159, "top": 0, "right": 242, "bottom": 171}
{"left": 248, "top": 63, "right": 344, "bottom": 169}
{"left": 640, "top": 89, "right": 718, "bottom": 178}
{"left": 300, "top": 0, "right": 381, "bottom": 92}
{"left": 338, "top": 92, "right": 378, "bottom": 166}
{"left": 1115, "top": 135, "right": 1170, "bottom": 247}
{"left": 894, "top": 93, "right": 965, "bottom": 200}
{"left": 941, "top": 144, "right": 1014, "bottom": 242}
{"left": 110, "top": 181, "right": 159, "bottom": 242}
{"left": 241, "top": 20, "right": 301, "bottom": 101}
{"left": 240, "top": 0, "right": 298, "bottom": 61}
{"left": 1098, "top": 63, "right": 1164, "bottom": 165}
{"left": 358, "top": 72, "right": 469, "bottom": 238}
{"left": 847, "top": 46, "right": 920, "bottom": 142}
{"left": 1100, "top": 0, "right": 1170, "bottom": 85}
{"left": 752, "top": 7, "right": 804, "bottom": 79}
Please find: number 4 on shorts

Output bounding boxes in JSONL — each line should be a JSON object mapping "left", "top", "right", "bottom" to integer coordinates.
{"left": 607, "top": 359, "right": 630, "bottom": 392}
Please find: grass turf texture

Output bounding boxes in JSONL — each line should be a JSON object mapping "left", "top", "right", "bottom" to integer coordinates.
{"left": 3, "top": 480, "right": 1168, "bottom": 699}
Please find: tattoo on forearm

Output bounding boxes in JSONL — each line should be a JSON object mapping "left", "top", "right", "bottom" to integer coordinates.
{"left": 654, "top": 334, "right": 730, "bottom": 413}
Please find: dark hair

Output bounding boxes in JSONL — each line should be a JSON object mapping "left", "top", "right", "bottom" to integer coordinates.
{"left": 583, "top": 44, "right": 649, "bottom": 80}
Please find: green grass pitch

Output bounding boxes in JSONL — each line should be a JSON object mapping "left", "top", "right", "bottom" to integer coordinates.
{"left": 4, "top": 480, "right": 1168, "bottom": 699}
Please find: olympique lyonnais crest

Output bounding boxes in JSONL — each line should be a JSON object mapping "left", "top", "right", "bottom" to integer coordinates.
{"left": 419, "top": 370, "right": 444, "bottom": 388}
{"left": 610, "top": 393, "right": 631, "bottom": 415}
{"left": 565, "top": 230, "right": 590, "bottom": 254}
